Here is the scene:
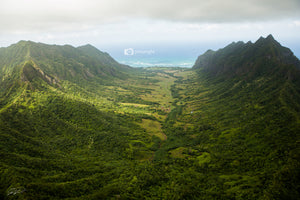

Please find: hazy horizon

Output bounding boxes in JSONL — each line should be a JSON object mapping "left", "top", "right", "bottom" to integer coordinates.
{"left": 99, "top": 37, "right": 300, "bottom": 67}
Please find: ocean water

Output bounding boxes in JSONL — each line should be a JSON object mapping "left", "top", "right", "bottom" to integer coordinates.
{"left": 117, "top": 56, "right": 196, "bottom": 68}
{"left": 101, "top": 43, "right": 215, "bottom": 68}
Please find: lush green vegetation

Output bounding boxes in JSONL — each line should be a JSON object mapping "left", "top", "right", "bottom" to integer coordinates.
{"left": 0, "top": 38, "right": 300, "bottom": 199}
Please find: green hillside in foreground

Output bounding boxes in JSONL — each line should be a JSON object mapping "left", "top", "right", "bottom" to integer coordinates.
{"left": 0, "top": 37, "right": 300, "bottom": 199}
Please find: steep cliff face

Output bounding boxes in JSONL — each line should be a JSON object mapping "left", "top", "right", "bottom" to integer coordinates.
{"left": 21, "top": 61, "right": 60, "bottom": 89}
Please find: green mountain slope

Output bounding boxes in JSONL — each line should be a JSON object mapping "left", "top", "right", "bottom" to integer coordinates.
{"left": 165, "top": 69, "right": 300, "bottom": 199}
{"left": 0, "top": 36, "right": 299, "bottom": 199}
{"left": 0, "top": 41, "right": 144, "bottom": 199}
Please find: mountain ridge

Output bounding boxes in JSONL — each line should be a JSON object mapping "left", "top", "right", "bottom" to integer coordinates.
{"left": 0, "top": 41, "right": 131, "bottom": 91}
{"left": 193, "top": 34, "right": 300, "bottom": 81}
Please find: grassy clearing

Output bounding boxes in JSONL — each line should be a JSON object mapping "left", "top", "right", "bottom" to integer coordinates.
{"left": 120, "top": 103, "right": 149, "bottom": 108}
{"left": 169, "top": 147, "right": 187, "bottom": 158}
{"left": 139, "top": 119, "right": 167, "bottom": 141}
{"left": 139, "top": 72, "right": 176, "bottom": 110}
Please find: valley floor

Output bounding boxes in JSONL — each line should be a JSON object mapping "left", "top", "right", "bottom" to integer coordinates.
{"left": 1, "top": 67, "right": 299, "bottom": 199}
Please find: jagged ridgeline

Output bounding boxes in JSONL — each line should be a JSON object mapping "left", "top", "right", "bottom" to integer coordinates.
{"left": 0, "top": 36, "right": 300, "bottom": 199}
{"left": 193, "top": 34, "right": 300, "bottom": 80}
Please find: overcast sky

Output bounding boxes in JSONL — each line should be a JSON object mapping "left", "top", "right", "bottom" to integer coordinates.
{"left": 1, "top": 0, "right": 300, "bottom": 57}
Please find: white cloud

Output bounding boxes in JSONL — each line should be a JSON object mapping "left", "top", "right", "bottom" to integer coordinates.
{"left": 0, "top": 0, "right": 299, "bottom": 33}
{"left": 292, "top": 20, "right": 300, "bottom": 27}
